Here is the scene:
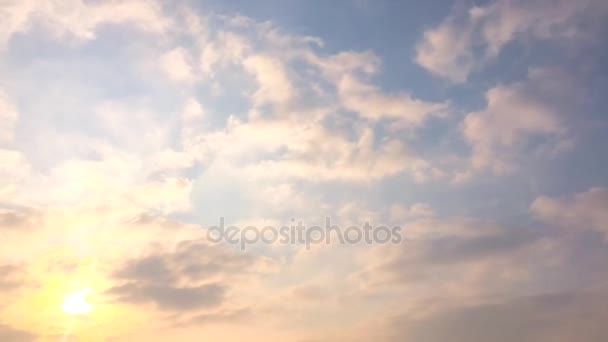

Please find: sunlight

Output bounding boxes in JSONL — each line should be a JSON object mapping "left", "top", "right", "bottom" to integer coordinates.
{"left": 62, "top": 289, "right": 94, "bottom": 315}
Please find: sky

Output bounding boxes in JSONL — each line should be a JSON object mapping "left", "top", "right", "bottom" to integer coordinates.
{"left": 1, "top": 0, "right": 608, "bottom": 341}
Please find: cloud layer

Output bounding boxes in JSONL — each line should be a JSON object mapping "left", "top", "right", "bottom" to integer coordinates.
{"left": 0, "top": 0, "right": 607, "bottom": 341}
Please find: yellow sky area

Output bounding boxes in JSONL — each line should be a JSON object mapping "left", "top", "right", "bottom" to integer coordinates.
{"left": 0, "top": 202, "right": 229, "bottom": 340}
{"left": 0, "top": 254, "right": 149, "bottom": 341}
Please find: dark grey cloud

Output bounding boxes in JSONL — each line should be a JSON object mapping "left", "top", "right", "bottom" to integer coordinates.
{"left": 0, "top": 264, "right": 25, "bottom": 291}
{"left": 384, "top": 290, "right": 608, "bottom": 342}
{"left": 358, "top": 219, "right": 548, "bottom": 288}
{"left": 414, "top": 225, "right": 543, "bottom": 265}
{"left": 109, "top": 282, "right": 225, "bottom": 311}
{"left": 114, "top": 255, "right": 175, "bottom": 284}
{"left": 108, "top": 238, "right": 266, "bottom": 312}
{"left": 113, "top": 239, "right": 257, "bottom": 283}
{"left": 0, "top": 324, "right": 34, "bottom": 342}
{"left": 0, "top": 207, "right": 40, "bottom": 231}
{"left": 171, "top": 239, "right": 255, "bottom": 280}
{"left": 339, "top": 214, "right": 608, "bottom": 342}
{"left": 354, "top": 216, "right": 608, "bottom": 306}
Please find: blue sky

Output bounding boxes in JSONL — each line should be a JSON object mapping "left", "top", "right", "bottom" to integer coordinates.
{"left": 1, "top": 0, "right": 608, "bottom": 341}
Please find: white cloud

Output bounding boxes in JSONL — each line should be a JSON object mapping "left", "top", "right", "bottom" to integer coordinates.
{"left": 191, "top": 17, "right": 447, "bottom": 131}
{"left": 462, "top": 68, "right": 572, "bottom": 175}
{"left": 389, "top": 203, "right": 435, "bottom": 222}
{"left": 415, "top": 0, "right": 608, "bottom": 82}
{"left": 338, "top": 75, "right": 447, "bottom": 127}
{"left": 169, "top": 21, "right": 449, "bottom": 182}
{"left": 185, "top": 115, "right": 438, "bottom": 183}
{"left": 243, "top": 55, "right": 294, "bottom": 107}
{"left": 0, "top": 149, "right": 29, "bottom": 200}
{"left": 200, "top": 31, "right": 250, "bottom": 76}
{"left": 0, "top": 0, "right": 171, "bottom": 47}
{"left": 415, "top": 13, "right": 475, "bottom": 83}
{"left": 532, "top": 187, "right": 608, "bottom": 236}
{"left": 0, "top": 89, "right": 18, "bottom": 144}
{"left": 94, "top": 101, "right": 173, "bottom": 154}
{"left": 159, "top": 47, "right": 196, "bottom": 83}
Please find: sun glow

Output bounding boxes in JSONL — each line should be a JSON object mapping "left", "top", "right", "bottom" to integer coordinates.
{"left": 62, "top": 289, "right": 94, "bottom": 315}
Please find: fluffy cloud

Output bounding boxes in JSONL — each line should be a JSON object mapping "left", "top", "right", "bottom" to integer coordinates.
{"left": 109, "top": 238, "right": 277, "bottom": 313}
{"left": 182, "top": 108, "right": 438, "bottom": 183}
{"left": 243, "top": 55, "right": 294, "bottom": 107}
{"left": 0, "top": 0, "right": 171, "bottom": 47}
{"left": 416, "top": 0, "right": 608, "bottom": 82}
{"left": 337, "top": 74, "right": 447, "bottom": 127}
{"left": 460, "top": 68, "right": 575, "bottom": 176}
{"left": 415, "top": 12, "right": 475, "bottom": 83}
{"left": 143, "top": 10, "right": 450, "bottom": 185}
{"left": 0, "top": 90, "right": 18, "bottom": 144}
{"left": 352, "top": 218, "right": 549, "bottom": 299}
{"left": 183, "top": 14, "right": 446, "bottom": 130}
{"left": 389, "top": 202, "right": 435, "bottom": 222}
{"left": 199, "top": 31, "right": 250, "bottom": 77}
{"left": 0, "top": 149, "right": 29, "bottom": 200}
{"left": 532, "top": 187, "right": 608, "bottom": 236}
{"left": 0, "top": 0, "right": 606, "bottom": 340}
{"left": 159, "top": 47, "right": 196, "bottom": 83}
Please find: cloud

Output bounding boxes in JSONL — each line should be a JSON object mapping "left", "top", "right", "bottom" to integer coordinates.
{"left": 199, "top": 31, "right": 251, "bottom": 77}
{"left": 109, "top": 282, "right": 226, "bottom": 311}
{"left": 0, "top": 1, "right": 606, "bottom": 340}
{"left": 415, "top": 0, "right": 608, "bottom": 82}
{"left": 532, "top": 187, "right": 608, "bottom": 236}
{"left": 94, "top": 101, "right": 174, "bottom": 154}
{"left": 185, "top": 111, "right": 437, "bottom": 183}
{"left": 352, "top": 218, "right": 547, "bottom": 297}
{"left": 0, "top": 0, "right": 171, "bottom": 47}
{"left": 460, "top": 68, "right": 575, "bottom": 176}
{"left": 25, "top": 151, "right": 192, "bottom": 213}
{"left": 188, "top": 307, "right": 252, "bottom": 326}
{"left": 0, "top": 207, "right": 40, "bottom": 232}
{"left": 415, "top": 12, "right": 475, "bottom": 83}
{"left": 0, "top": 89, "right": 18, "bottom": 144}
{"left": 0, "top": 149, "right": 29, "bottom": 178}
{"left": 240, "top": 126, "right": 414, "bottom": 182}
{"left": 0, "top": 264, "right": 26, "bottom": 291}
{"left": 244, "top": 55, "right": 294, "bottom": 107}
{"left": 109, "top": 238, "right": 276, "bottom": 312}
{"left": 190, "top": 14, "right": 446, "bottom": 130}
{"left": 96, "top": 10, "right": 450, "bottom": 185}
{"left": 378, "top": 290, "right": 608, "bottom": 342}
{"left": 0, "top": 149, "right": 29, "bottom": 200}
{"left": 337, "top": 74, "right": 447, "bottom": 127}
{"left": 320, "top": 208, "right": 608, "bottom": 342}
{"left": 159, "top": 47, "right": 196, "bottom": 83}
{"left": 389, "top": 203, "right": 435, "bottom": 222}
{"left": 0, "top": 324, "right": 34, "bottom": 342}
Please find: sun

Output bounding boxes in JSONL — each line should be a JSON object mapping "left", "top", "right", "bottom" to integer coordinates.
{"left": 62, "top": 289, "right": 94, "bottom": 315}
